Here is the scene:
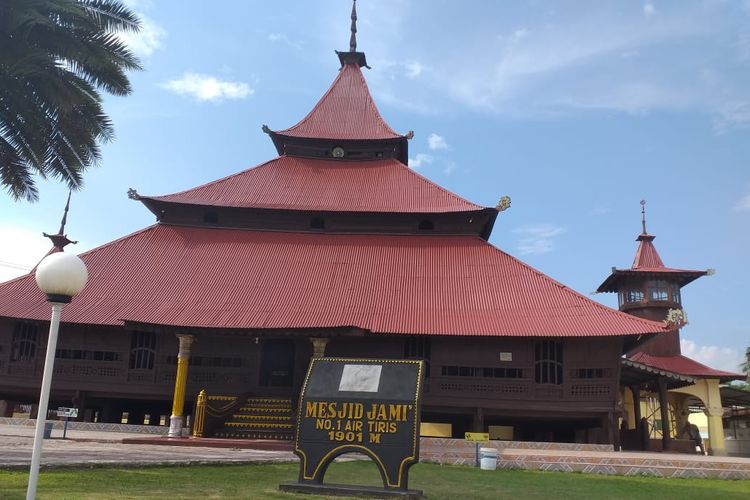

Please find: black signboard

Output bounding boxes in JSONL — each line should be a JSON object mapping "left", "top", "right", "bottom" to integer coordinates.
{"left": 282, "top": 357, "right": 425, "bottom": 498}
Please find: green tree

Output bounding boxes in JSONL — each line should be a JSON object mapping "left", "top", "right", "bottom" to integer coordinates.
{"left": 0, "top": 0, "right": 141, "bottom": 201}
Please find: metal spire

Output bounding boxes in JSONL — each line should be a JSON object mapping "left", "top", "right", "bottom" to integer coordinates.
{"left": 640, "top": 199, "right": 647, "bottom": 234}
{"left": 43, "top": 191, "right": 77, "bottom": 250}
{"left": 349, "top": 0, "right": 357, "bottom": 52}
{"left": 349, "top": 0, "right": 358, "bottom": 52}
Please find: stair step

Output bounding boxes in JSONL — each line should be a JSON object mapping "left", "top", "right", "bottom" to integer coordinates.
{"left": 238, "top": 405, "right": 292, "bottom": 412}
{"left": 225, "top": 422, "right": 294, "bottom": 429}
{"left": 231, "top": 414, "right": 292, "bottom": 421}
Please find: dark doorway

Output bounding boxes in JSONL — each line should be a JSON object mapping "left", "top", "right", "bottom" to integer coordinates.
{"left": 259, "top": 339, "right": 295, "bottom": 387}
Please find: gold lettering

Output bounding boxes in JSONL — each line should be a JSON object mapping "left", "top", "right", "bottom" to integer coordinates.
{"left": 315, "top": 418, "right": 332, "bottom": 430}
{"left": 388, "top": 404, "right": 402, "bottom": 421}
{"left": 388, "top": 422, "right": 396, "bottom": 433}
{"left": 369, "top": 433, "right": 381, "bottom": 444}
{"left": 305, "top": 402, "right": 317, "bottom": 418}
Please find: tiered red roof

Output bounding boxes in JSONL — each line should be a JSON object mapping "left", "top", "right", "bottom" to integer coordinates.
{"left": 272, "top": 64, "right": 403, "bottom": 140}
{"left": 142, "top": 155, "right": 483, "bottom": 213}
{"left": 0, "top": 225, "right": 668, "bottom": 337}
{"left": 629, "top": 352, "right": 743, "bottom": 382}
{"left": 597, "top": 230, "right": 707, "bottom": 292}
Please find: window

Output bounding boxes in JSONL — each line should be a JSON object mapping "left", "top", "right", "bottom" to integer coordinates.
{"left": 129, "top": 331, "right": 156, "bottom": 370}
{"left": 626, "top": 289, "right": 644, "bottom": 303}
{"left": 440, "top": 365, "right": 523, "bottom": 379}
{"left": 573, "top": 368, "right": 605, "bottom": 379}
{"left": 534, "top": 341, "right": 563, "bottom": 385}
{"left": 56, "top": 349, "right": 120, "bottom": 362}
{"left": 671, "top": 283, "right": 681, "bottom": 303}
{"left": 12, "top": 322, "right": 38, "bottom": 362}
{"left": 647, "top": 280, "right": 669, "bottom": 301}
{"left": 404, "top": 336, "right": 431, "bottom": 376}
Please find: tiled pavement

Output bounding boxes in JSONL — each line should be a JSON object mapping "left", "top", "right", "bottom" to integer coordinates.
{"left": 419, "top": 438, "right": 750, "bottom": 479}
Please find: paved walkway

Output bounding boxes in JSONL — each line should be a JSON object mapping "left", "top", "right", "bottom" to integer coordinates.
{"left": 2, "top": 423, "right": 749, "bottom": 479}
{"left": 0, "top": 424, "right": 297, "bottom": 469}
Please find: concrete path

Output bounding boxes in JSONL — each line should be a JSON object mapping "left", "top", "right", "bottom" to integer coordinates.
{"left": 0, "top": 424, "right": 297, "bottom": 469}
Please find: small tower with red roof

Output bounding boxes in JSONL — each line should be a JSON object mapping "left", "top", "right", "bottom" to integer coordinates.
{"left": 597, "top": 201, "right": 709, "bottom": 357}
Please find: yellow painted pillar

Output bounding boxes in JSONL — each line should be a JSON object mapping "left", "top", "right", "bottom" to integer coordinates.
{"left": 310, "top": 337, "right": 329, "bottom": 358}
{"left": 168, "top": 334, "right": 195, "bottom": 437}
{"left": 703, "top": 379, "right": 727, "bottom": 456}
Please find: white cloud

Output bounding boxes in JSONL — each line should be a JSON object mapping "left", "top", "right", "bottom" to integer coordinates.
{"left": 681, "top": 339, "right": 744, "bottom": 374}
{"left": 404, "top": 61, "right": 424, "bottom": 79}
{"left": 427, "top": 133, "right": 448, "bottom": 150}
{"left": 0, "top": 226, "right": 55, "bottom": 284}
{"left": 117, "top": 13, "right": 166, "bottom": 58}
{"left": 643, "top": 3, "right": 656, "bottom": 17}
{"left": 733, "top": 193, "right": 750, "bottom": 211}
{"left": 512, "top": 224, "right": 565, "bottom": 255}
{"left": 408, "top": 153, "right": 433, "bottom": 169}
{"left": 512, "top": 28, "right": 528, "bottom": 42}
{"left": 714, "top": 101, "right": 750, "bottom": 134}
{"left": 268, "top": 33, "right": 305, "bottom": 50}
{"left": 161, "top": 73, "right": 254, "bottom": 102}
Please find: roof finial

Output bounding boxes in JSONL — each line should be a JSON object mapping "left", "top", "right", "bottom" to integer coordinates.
{"left": 43, "top": 190, "right": 77, "bottom": 250}
{"left": 349, "top": 0, "right": 358, "bottom": 52}
{"left": 640, "top": 199, "right": 647, "bottom": 234}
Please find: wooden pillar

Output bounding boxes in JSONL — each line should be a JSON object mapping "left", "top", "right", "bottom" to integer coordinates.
{"left": 168, "top": 334, "right": 194, "bottom": 437}
{"left": 0, "top": 400, "right": 15, "bottom": 418}
{"left": 473, "top": 407, "right": 485, "bottom": 432}
{"left": 310, "top": 338, "right": 329, "bottom": 359}
{"left": 657, "top": 378, "right": 671, "bottom": 451}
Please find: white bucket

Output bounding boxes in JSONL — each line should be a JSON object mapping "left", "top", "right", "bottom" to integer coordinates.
{"left": 479, "top": 447, "right": 497, "bottom": 470}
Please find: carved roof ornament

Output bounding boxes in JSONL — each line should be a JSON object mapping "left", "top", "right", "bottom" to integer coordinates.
{"left": 664, "top": 308, "right": 688, "bottom": 329}
{"left": 127, "top": 188, "right": 141, "bottom": 200}
{"left": 496, "top": 196, "right": 512, "bottom": 212}
{"left": 641, "top": 199, "right": 648, "bottom": 235}
{"left": 42, "top": 190, "right": 77, "bottom": 250}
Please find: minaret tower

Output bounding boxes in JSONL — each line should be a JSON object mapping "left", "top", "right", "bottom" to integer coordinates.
{"left": 597, "top": 201, "right": 709, "bottom": 356}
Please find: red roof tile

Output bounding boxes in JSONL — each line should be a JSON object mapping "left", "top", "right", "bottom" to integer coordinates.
{"left": 273, "top": 64, "right": 402, "bottom": 140}
{"left": 633, "top": 234, "right": 664, "bottom": 269}
{"left": 0, "top": 225, "right": 667, "bottom": 337}
{"left": 629, "top": 352, "right": 743, "bottom": 381}
{"left": 145, "top": 155, "right": 484, "bottom": 213}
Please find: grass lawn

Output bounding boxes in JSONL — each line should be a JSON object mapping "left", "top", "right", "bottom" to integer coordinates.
{"left": 0, "top": 462, "right": 748, "bottom": 500}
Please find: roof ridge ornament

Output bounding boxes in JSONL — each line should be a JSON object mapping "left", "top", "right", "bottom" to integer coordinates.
{"left": 641, "top": 199, "right": 647, "bottom": 235}
{"left": 42, "top": 190, "right": 77, "bottom": 250}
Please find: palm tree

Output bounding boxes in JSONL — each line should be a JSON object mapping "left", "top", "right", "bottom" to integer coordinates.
{"left": 0, "top": 0, "right": 142, "bottom": 201}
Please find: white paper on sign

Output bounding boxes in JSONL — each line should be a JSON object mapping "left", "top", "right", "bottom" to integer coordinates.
{"left": 338, "top": 364, "right": 382, "bottom": 392}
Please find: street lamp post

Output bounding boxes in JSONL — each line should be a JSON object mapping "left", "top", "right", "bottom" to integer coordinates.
{"left": 27, "top": 252, "right": 88, "bottom": 500}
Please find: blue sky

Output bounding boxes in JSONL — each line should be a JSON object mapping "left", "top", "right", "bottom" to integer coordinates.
{"left": 1, "top": 0, "right": 749, "bottom": 372}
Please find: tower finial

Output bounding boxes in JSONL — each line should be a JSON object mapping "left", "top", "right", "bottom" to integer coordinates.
{"left": 349, "top": 0, "right": 358, "bottom": 52}
{"left": 640, "top": 199, "right": 647, "bottom": 234}
{"left": 43, "top": 190, "right": 77, "bottom": 250}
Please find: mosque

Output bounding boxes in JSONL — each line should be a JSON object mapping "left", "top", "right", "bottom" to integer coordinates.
{"left": 0, "top": 1, "right": 742, "bottom": 455}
